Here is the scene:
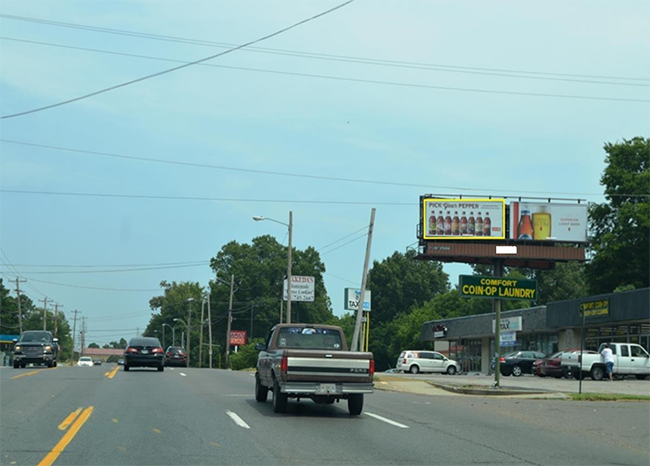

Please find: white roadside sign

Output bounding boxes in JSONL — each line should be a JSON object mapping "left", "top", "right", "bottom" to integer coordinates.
{"left": 344, "top": 288, "right": 371, "bottom": 311}
{"left": 283, "top": 276, "right": 315, "bottom": 302}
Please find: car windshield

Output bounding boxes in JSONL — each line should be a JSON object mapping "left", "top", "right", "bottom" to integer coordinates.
{"left": 276, "top": 327, "right": 342, "bottom": 350}
{"left": 19, "top": 332, "right": 51, "bottom": 343}
{"left": 80, "top": 357, "right": 92, "bottom": 362}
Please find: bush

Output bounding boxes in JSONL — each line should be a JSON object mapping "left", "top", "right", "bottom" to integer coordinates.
{"left": 229, "top": 338, "right": 264, "bottom": 371}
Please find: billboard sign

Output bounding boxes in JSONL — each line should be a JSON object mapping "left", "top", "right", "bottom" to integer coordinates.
{"left": 509, "top": 202, "right": 588, "bottom": 243}
{"left": 230, "top": 330, "right": 247, "bottom": 346}
{"left": 344, "top": 288, "right": 371, "bottom": 311}
{"left": 422, "top": 198, "right": 505, "bottom": 240}
{"left": 460, "top": 275, "right": 537, "bottom": 300}
{"left": 500, "top": 331, "right": 517, "bottom": 347}
{"left": 283, "top": 276, "right": 315, "bottom": 302}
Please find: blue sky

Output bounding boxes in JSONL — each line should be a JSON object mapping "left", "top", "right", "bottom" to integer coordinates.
{"left": 1, "top": 0, "right": 648, "bottom": 346}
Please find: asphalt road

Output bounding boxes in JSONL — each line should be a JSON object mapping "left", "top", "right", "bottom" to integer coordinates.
{"left": 1, "top": 364, "right": 649, "bottom": 466}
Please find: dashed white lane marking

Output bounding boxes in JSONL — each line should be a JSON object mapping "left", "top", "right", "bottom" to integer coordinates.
{"left": 179, "top": 372, "right": 187, "bottom": 377}
{"left": 226, "top": 411, "right": 251, "bottom": 429}
{"left": 365, "top": 412, "right": 409, "bottom": 429}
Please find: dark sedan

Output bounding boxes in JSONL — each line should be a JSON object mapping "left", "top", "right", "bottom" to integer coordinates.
{"left": 164, "top": 346, "right": 188, "bottom": 367}
{"left": 500, "top": 351, "right": 546, "bottom": 377}
{"left": 124, "top": 337, "right": 165, "bottom": 372}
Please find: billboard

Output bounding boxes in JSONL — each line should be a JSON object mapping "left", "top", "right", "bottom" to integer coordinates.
{"left": 229, "top": 330, "right": 247, "bottom": 346}
{"left": 344, "top": 288, "right": 371, "bottom": 311}
{"left": 283, "top": 276, "right": 315, "bottom": 302}
{"left": 422, "top": 198, "right": 505, "bottom": 240}
{"left": 509, "top": 202, "right": 588, "bottom": 243}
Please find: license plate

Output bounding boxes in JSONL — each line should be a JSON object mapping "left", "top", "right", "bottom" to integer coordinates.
{"left": 316, "top": 383, "right": 337, "bottom": 395}
{"left": 141, "top": 350, "right": 149, "bottom": 354}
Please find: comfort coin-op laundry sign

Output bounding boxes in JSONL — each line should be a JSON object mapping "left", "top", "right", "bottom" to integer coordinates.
{"left": 459, "top": 275, "right": 537, "bottom": 300}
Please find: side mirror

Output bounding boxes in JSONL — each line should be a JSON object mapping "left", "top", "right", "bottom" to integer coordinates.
{"left": 12, "top": 338, "right": 18, "bottom": 343}
{"left": 53, "top": 338, "right": 59, "bottom": 343}
{"left": 254, "top": 343, "right": 266, "bottom": 351}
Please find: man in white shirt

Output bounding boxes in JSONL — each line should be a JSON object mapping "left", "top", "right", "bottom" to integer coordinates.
{"left": 601, "top": 343, "right": 614, "bottom": 381}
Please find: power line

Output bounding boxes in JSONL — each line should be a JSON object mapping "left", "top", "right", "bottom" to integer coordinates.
{"left": 0, "top": 249, "right": 49, "bottom": 298}
{"left": 317, "top": 225, "right": 369, "bottom": 252}
{"left": 5, "top": 139, "right": 645, "bottom": 197}
{"left": 320, "top": 232, "right": 368, "bottom": 256}
{"left": 10, "top": 262, "right": 208, "bottom": 274}
{"left": 2, "top": 36, "right": 648, "bottom": 92}
{"left": 0, "top": 0, "right": 356, "bottom": 119}
{"left": 1, "top": 14, "right": 647, "bottom": 83}
{"left": 10, "top": 260, "right": 207, "bottom": 268}
{"left": 0, "top": 275, "right": 160, "bottom": 292}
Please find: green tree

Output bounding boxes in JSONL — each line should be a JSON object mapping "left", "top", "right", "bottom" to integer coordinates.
{"left": 586, "top": 137, "right": 650, "bottom": 294}
{"left": 88, "top": 342, "right": 100, "bottom": 349}
{"left": 229, "top": 338, "right": 265, "bottom": 370}
{"left": 526, "top": 262, "right": 588, "bottom": 304}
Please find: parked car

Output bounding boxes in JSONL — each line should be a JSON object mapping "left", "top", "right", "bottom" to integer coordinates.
{"left": 117, "top": 358, "right": 124, "bottom": 365}
{"left": 562, "top": 343, "right": 650, "bottom": 381}
{"left": 12, "top": 330, "right": 59, "bottom": 368}
{"left": 164, "top": 346, "right": 188, "bottom": 367}
{"left": 499, "top": 351, "right": 546, "bottom": 377}
{"left": 77, "top": 356, "right": 94, "bottom": 367}
{"left": 93, "top": 359, "right": 102, "bottom": 365}
{"left": 396, "top": 350, "right": 459, "bottom": 375}
{"left": 124, "top": 337, "right": 165, "bottom": 372}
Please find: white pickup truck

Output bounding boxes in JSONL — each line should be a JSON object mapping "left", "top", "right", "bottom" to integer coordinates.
{"left": 561, "top": 342, "right": 650, "bottom": 381}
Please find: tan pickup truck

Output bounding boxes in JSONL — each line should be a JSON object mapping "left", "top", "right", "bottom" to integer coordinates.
{"left": 255, "top": 323, "right": 374, "bottom": 415}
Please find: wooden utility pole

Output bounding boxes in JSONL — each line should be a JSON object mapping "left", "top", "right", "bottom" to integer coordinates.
{"left": 70, "top": 310, "right": 79, "bottom": 362}
{"left": 351, "top": 208, "right": 376, "bottom": 352}
{"left": 14, "top": 278, "right": 26, "bottom": 334}
{"left": 286, "top": 211, "right": 293, "bottom": 323}
{"left": 39, "top": 297, "right": 49, "bottom": 331}
{"left": 53, "top": 303, "right": 63, "bottom": 337}
{"left": 207, "top": 296, "right": 213, "bottom": 369}
{"left": 225, "top": 274, "right": 235, "bottom": 368}
{"left": 199, "top": 297, "right": 205, "bottom": 368}
{"left": 493, "top": 260, "right": 504, "bottom": 388}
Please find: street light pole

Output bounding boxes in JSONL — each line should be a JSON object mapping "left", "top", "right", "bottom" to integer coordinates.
{"left": 253, "top": 211, "right": 293, "bottom": 323}
{"left": 207, "top": 295, "right": 213, "bottom": 369}
{"left": 199, "top": 297, "right": 205, "bottom": 368}
{"left": 187, "top": 298, "right": 194, "bottom": 367}
{"left": 162, "top": 323, "right": 173, "bottom": 350}
{"left": 225, "top": 274, "right": 235, "bottom": 369}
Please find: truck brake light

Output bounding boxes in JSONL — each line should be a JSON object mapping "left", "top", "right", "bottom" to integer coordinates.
{"left": 369, "top": 360, "right": 375, "bottom": 377}
{"left": 280, "top": 355, "right": 288, "bottom": 373}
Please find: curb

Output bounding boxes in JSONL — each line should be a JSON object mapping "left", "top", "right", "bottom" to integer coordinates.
{"left": 424, "top": 381, "right": 552, "bottom": 397}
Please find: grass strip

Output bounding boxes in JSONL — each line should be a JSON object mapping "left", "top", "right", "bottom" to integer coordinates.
{"left": 569, "top": 393, "right": 650, "bottom": 402}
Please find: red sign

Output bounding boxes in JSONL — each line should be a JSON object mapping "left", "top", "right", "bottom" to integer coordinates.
{"left": 230, "top": 330, "right": 247, "bottom": 346}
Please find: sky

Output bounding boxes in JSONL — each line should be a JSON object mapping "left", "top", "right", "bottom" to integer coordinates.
{"left": 1, "top": 0, "right": 648, "bottom": 347}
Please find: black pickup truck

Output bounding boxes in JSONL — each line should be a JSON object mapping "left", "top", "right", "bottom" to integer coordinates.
{"left": 255, "top": 323, "right": 374, "bottom": 415}
{"left": 12, "top": 330, "right": 59, "bottom": 368}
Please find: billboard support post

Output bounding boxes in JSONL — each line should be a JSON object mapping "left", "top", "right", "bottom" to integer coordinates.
{"left": 493, "top": 259, "right": 504, "bottom": 388}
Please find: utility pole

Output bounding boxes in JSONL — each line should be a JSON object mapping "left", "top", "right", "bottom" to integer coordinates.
{"left": 80, "top": 317, "right": 87, "bottom": 356}
{"left": 351, "top": 208, "right": 376, "bottom": 352}
{"left": 225, "top": 274, "right": 235, "bottom": 368}
{"left": 39, "top": 297, "right": 48, "bottom": 331}
{"left": 14, "top": 278, "right": 26, "bottom": 334}
{"left": 286, "top": 210, "right": 293, "bottom": 324}
{"left": 187, "top": 298, "right": 193, "bottom": 367}
{"left": 70, "top": 310, "right": 79, "bottom": 363}
{"left": 207, "top": 295, "right": 213, "bottom": 369}
{"left": 199, "top": 297, "right": 205, "bottom": 368}
{"left": 493, "top": 260, "right": 504, "bottom": 388}
{"left": 53, "top": 303, "right": 63, "bottom": 337}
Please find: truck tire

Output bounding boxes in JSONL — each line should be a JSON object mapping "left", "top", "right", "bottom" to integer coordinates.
{"left": 255, "top": 374, "right": 268, "bottom": 402}
{"left": 591, "top": 366, "right": 604, "bottom": 381}
{"left": 13, "top": 361, "right": 19, "bottom": 369}
{"left": 124, "top": 364, "right": 130, "bottom": 372}
{"left": 273, "top": 380, "right": 287, "bottom": 413}
{"left": 635, "top": 375, "right": 647, "bottom": 380}
{"left": 348, "top": 394, "right": 364, "bottom": 415}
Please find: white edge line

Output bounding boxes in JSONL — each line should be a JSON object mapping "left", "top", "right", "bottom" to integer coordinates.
{"left": 226, "top": 410, "right": 251, "bottom": 429}
{"left": 365, "top": 412, "right": 409, "bottom": 428}
{"left": 179, "top": 372, "right": 187, "bottom": 377}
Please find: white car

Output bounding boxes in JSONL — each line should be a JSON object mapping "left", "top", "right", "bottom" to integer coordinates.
{"left": 77, "top": 357, "right": 94, "bottom": 367}
{"left": 396, "top": 350, "right": 459, "bottom": 375}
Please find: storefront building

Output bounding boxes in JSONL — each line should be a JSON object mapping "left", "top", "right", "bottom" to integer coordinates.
{"left": 420, "top": 288, "right": 649, "bottom": 375}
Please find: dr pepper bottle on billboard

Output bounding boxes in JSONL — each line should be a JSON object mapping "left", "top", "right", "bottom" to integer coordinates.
{"left": 475, "top": 212, "right": 483, "bottom": 236}
{"left": 436, "top": 211, "right": 444, "bottom": 236}
{"left": 483, "top": 212, "right": 491, "bottom": 236}
{"left": 460, "top": 211, "right": 468, "bottom": 235}
{"left": 452, "top": 211, "right": 460, "bottom": 235}
{"left": 468, "top": 212, "right": 475, "bottom": 235}
{"left": 444, "top": 211, "right": 452, "bottom": 235}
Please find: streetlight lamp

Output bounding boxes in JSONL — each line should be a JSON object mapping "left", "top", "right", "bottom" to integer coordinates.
{"left": 253, "top": 211, "right": 293, "bottom": 323}
{"left": 186, "top": 298, "right": 194, "bottom": 367}
{"left": 162, "top": 323, "right": 174, "bottom": 350}
{"left": 173, "top": 317, "right": 186, "bottom": 350}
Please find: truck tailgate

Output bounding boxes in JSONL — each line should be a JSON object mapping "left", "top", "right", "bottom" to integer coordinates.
{"left": 284, "top": 350, "right": 374, "bottom": 383}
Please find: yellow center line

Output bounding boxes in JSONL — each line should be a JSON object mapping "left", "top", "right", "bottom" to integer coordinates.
{"left": 38, "top": 406, "right": 94, "bottom": 466}
{"left": 11, "top": 370, "right": 40, "bottom": 380}
{"left": 58, "top": 408, "right": 82, "bottom": 431}
{"left": 107, "top": 365, "right": 120, "bottom": 379}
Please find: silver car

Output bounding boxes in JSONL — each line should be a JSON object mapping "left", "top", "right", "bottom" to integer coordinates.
{"left": 396, "top": 350, "right": 459, "bottom": 375}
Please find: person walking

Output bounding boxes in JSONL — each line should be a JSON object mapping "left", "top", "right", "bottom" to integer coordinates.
{"left": 601, "top": 343, "right": 614, "bottom": 381}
